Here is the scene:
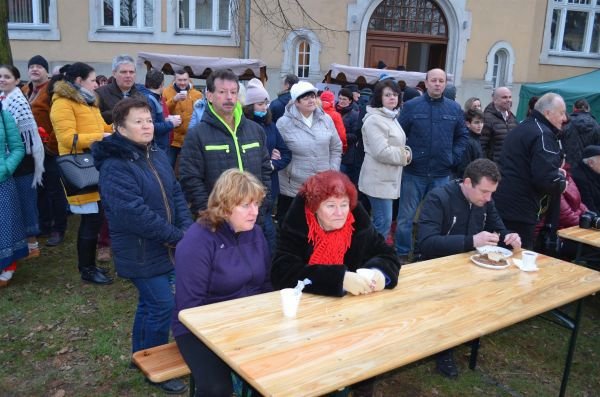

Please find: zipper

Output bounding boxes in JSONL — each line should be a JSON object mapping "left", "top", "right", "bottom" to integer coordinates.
{"left": 241, "top": 142, "right": 260, "bottom": 153}
{"left": 205, "top": 144, "right": 230, "bottom": 153}
{"left": 447, "top": 216, "right": 456, "bottom": 235}
{"left": 146, "top": 147, "right": 175, "bottom": 264}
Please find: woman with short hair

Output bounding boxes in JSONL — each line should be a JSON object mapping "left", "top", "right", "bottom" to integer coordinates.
{"left": 173, "top": 169, "right": 271, "bottom": 397}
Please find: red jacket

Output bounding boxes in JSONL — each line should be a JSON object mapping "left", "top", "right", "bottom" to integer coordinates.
{"left": 320, "top": 91, "right": 347, "bottom": 152}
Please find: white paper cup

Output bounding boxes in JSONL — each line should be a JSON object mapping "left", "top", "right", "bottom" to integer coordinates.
{"left": 180, "top": 90, "right": 187, "bottom": 96}
{"left": 356, "top": 268, "right": 375, "bottom": 281}
{"left": 521, "top": 251, "right": 538, "bottom": 270}
{"left": 280, "top": 288, "right": 301, "bottom": 318}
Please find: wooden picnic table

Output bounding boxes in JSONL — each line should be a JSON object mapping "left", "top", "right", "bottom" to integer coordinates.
{"left": 179, "top": 251, "right": 600, "bottom": 397}
{"left": 558, "top": 226, "right": 600, "bottom": 248}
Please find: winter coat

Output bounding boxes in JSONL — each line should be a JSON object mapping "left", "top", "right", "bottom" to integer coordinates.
{"left": 454, "top": 130, "right": 483, "bottom": 178}
{"left": 136, "top": 85, "right": 174, "bottom": 151}
{"left": 339, "top": 102, "right": 362, "bottom": 165}
{"left": 179, "top": 102, "right": 272, "bottom": 214}
{"left": 0, "top": 109, "right": 25, "bottom": 183}
{"left": 494, "top": 110, "right": 566, "bottom": 225}
{"left": 50, "top": 81, "right": 113, "bottom": 205}
{"left": 321, "top": 100, "right": 347, "bottom": 152}
{"left": 23, "top": 81, "right": 58, "bottom": 155}
{"left": 172, "top": 221, "right": 272, "bottom": 338}
{"left": 562, "top": 111, "right": 600, "bottom": 167}
{"left": 418, "top": 180, "right": 510, "bottom": 260}
{"left": 399, "top": 93, "right": 468, "bottom": 178}
{"left": 270, "top": 91, "right": 291, "bottom": 124}
{"left": 572, "top": 160, "right": 600, "bottom": 214}
{"left": 187, "top": 97, "right": 207, "bottom": 132}
{"left": 272, "top": 195, "right": 400, "bottom": 297}
{"left": 359, "top": 106, "right": 411, "bottom": 199}
{"left": 163, "top": 83, "right": 203, "bottom": 148}
{"left": 251, "top": 114, "right": 292, "bottom": 200}
{"left": 96, "top": 79, "right": 146, "bottom": 124}
{"left": 480, "top": 102, "right": 518, "bottom": 162}
{"left": 92, "top": 132, "right": 192, "bottom": 279}
{"left": 276, "top": 103, "right": 342, "bottom": 197}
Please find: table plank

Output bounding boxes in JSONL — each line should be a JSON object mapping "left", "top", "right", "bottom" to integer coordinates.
{"left": 558, "top": 226, "right": 600, "bottom": 248}
{"left": 179, "top": 252, "right": 600, "bottom": 397}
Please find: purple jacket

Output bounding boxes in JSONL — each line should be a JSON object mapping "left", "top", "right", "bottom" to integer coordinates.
{"left": 172, "top": 221, "right": 272, "bottom": 337}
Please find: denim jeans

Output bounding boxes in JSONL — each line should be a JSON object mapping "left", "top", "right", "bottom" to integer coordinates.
{"left": 262, "top": 201, "right": 276, "bottom": 256}
{"left": 168, "top": 146, "right": 181, "bottom": 169}
{"left": 367, "top": 195, "right": 393, "bottom": 238}
{"left": 395, "top": 173, "right": 450, "bottom": 255}
{"left": 130, "top": 270, "right": 175, "bottom": 353}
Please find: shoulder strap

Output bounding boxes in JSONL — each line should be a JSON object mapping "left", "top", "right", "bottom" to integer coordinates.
{"left": 70, "top": 134, "right": 78, "bottom": 154}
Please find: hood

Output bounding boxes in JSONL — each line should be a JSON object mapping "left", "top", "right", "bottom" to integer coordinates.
{"left": 52, "top": 80, "right": 98, "bottom": 106}
{"left": 92, "top": 132, "right": 150, "bottom": 170}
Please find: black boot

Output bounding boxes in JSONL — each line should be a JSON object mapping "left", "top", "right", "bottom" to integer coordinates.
{"left": 435, "top": 348, "right": 458, "bottom": 378}
{"left": 77, "top": 238, "right": 113, "bottom": 285}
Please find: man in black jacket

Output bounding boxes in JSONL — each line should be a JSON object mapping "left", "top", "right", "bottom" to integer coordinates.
{"left": 572, "top": 145, "right": 600, "bottom": 214}
{"left": 178, "top": 69, "right": 271, "bottom": 217}
{"left": 494, "top": 93, "right": 568, "bottom": 249}
{"left": 417, "top": 159, "right": 521, "bottom": 378}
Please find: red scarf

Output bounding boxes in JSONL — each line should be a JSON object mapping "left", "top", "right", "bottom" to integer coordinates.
{"left": 305, "top": 206, "right": 355, "bottom": 265}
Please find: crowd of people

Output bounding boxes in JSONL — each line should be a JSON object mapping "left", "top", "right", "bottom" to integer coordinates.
{"left": 2, "top": 52, "right": 600, "bottom": 396}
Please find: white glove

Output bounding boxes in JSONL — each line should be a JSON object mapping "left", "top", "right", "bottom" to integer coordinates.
{"left": 343, "top": 271, "right": 372, "bottom": 296}
{"left": 357, "top": 268, "right": 386, "bottom": 292}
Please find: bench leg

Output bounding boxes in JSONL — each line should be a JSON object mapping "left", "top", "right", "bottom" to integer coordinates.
{"left": 469, "top": 338, "right": 480, "bottom": 370}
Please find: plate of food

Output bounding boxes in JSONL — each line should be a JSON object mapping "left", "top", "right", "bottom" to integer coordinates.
{"left": 475, "top": 245, "right": 513, "bottom": 258}
{"left": 470, "top": 253, "right": 511, "bottom": 270}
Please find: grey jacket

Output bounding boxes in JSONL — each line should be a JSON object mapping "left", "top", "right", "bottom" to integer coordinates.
{"left": 276, "top": 103, "right": 342, "bottom": 197}
{"left": 359, "top": 106, "right": 411, "bottom": 199}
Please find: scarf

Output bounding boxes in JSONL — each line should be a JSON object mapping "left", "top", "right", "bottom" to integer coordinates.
{"left": 69, "top": 82, "right": 98, "bottom": 106}
{"left": 305, "top": 206, "right": 355, "bottom": 265}
{"left": 1, "top": 89, "right": 45, "bottom": 187}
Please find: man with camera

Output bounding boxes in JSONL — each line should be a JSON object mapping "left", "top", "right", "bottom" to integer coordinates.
{"left": 572, "top": 145, "right": 600, "bottom": 215}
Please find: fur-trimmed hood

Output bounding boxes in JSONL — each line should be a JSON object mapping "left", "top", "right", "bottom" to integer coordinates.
{"left": 51, "top": 80, "right": 99, "bottom": 106}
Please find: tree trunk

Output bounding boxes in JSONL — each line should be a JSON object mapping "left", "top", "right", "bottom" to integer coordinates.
{"left": 0, "top": 0, "right": 13, "bottom": 65}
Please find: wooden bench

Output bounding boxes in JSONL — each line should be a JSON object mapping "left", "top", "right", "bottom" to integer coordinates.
{"left": 132, "top": 342, "right": 194, "bottom": 396}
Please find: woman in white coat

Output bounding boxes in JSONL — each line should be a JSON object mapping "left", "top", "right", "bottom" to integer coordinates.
{"left": 358, "top": 79, "right": 411, "bottom": 238}
{"left": 275, "top": 81, "right": 342, "bottom": 222}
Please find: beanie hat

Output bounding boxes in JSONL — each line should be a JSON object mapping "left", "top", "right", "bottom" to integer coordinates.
{"left": 290, "top": 81, "right": 318, "bottom": 101}
{"left": 320, "top": 90, "right": 335, "bottom": 105}
{"left": 28, "top": 55, "right": 49, "bottom": 73}
{"left": 244, "top": 78, "right": 270, "bottom": 105}
{"left": 583, "top": 145, "right": 600, "bottom": 159}
{"left": 346, "top": 84, "right": 359, "bottom": 93}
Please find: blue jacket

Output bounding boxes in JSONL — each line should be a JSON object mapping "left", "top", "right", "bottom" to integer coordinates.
{"left": 187, "top": 97, "right": 207, "bottom": 132}
{"left": 252, "top": 114, "right": 291, "bottom": 199}
{"left": 270, "top": 91, "right": 291, "bottom": 124}
{"left": 399, "top": 93, "right": 468, "bottom": 177}
{"left": 136, "top": 84, "right": 173, "bottom": 151}
{"left": 172, "top": 221, "right": 272, "bottom": 337}
{"left": 92, "top": 132, "right": 193, "bottom": 279}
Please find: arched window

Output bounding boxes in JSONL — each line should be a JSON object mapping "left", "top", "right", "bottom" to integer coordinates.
{"left": 296, "top": 40, "right": 311, "bottom": 78}
{"left": 485, "top": 41, "right": 515, "bottom": 88}
{"left": 281, "top": 29, "right": 321, "bottom": 81}
{"left": 368, "top": 0, "right": 447, "bottom": 36}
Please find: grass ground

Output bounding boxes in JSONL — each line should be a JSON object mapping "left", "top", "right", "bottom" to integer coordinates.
{"left": 1, "top": 216, "right": 599, "bottom": 396}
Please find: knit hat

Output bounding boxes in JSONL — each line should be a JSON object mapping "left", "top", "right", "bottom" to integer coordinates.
{"left": 583, "top": 145, "right": 600, "bottom": 159}
{"left": 359, "top": 88, "right": 372, "bottom": 97}
{"left": 346, "top": 84, "right": 359, "bottom": 94}
{"left": 28, "top": 55, "right": 49, "bottom": 73}
{"left": 244, "top": 78, "right": 270, "bottom": 105}
{"left": 290, "top": 81, "right": 318, "bottom": 101}
{"left": 320, "top": 90, "right": 335, "bottom": 105}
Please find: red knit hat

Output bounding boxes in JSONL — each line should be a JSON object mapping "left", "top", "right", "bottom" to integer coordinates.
{"left": 320, "top": 90, "right": 335, "bottom": 104}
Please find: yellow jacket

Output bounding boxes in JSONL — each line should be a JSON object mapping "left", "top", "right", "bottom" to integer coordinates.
{"left": 163, "top": 84, "right": 202, "bottom": 148}
{"left": 50, "top": 80, "right": 112, "bottom": 205}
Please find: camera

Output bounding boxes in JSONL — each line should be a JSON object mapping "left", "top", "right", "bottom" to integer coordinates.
{"left": 579, "top": 211, "right": 600, "bottom": 229}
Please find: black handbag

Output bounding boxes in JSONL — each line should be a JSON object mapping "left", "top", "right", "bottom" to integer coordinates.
{"left": 56, "top": 134, "right": 99, "bottom": 196}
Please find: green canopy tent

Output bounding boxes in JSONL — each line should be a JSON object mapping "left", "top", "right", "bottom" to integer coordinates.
{"left": 516, "top": 69, "right": 600, "bottom": 121}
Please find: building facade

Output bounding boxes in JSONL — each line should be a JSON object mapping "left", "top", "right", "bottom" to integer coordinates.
{"left": 8, "top": 0, "right": 599, "bottom": 110}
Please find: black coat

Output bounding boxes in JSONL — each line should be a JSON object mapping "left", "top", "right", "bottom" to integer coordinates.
{"left": 95, "top": 80, "right": 146, "bottom": 124}
{"left": 572, "top": 161, "right": 600, "bottom": 214}
{"left": 562, "top": 111, "right": 600, "bottom": 167}
{"left": 418, "top": 181, "right": 509, "bottom": 260}
{"left": 454, "top": 130, "right": 483, "bottom": 178}
{"left": 480, "top": 102, "right": 519, "bottom": 163}
{"left": 178, "top": 104, "right": 272, "bottom": 215}
{"left": 272, "top": 196, "right": 400, "bottom": 296}
{"left": 494, "top": 110, "right": 566, "bottom": 225}
{"left": 339, "top": 102, "right": 363, "bottom": 165}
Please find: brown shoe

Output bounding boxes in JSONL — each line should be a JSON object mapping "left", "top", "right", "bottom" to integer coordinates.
{"left": 97, "top": 247, "right": 112, "bottom": 262}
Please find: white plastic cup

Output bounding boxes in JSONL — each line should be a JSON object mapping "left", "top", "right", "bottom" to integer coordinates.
{"left": 356, "top": 268, "right": 375, "bottom": 281}
{"left": 179, "top": 90, "right": 187, "bottom": 96}
{"left": 280, "top": 288, "right": 301, "bottom": 318}
{"left": 521, "top": 251, "right": 538, "bottom": 270}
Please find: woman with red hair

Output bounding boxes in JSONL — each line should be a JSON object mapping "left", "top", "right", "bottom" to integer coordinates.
{"left": 272, "top": 170, "right": 400, "bottom": 297}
